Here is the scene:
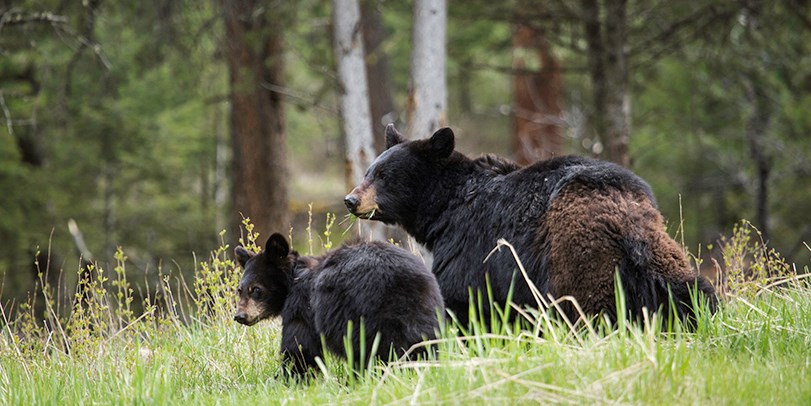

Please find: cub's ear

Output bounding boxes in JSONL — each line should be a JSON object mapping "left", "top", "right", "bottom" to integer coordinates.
{"left": 234, "top": 246, "right": 255, "bottom": 267}
{"left": 265, "top": 233, "right": 290, "bottom": 260}
{"left": 428, "top": 127, "right": 455, "bottom": 159}
{"left": 385, "top": 123, "right": 405, "bottom": 150}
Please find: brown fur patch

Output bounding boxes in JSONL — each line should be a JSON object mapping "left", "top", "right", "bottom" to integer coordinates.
{"left": 350, "top": 181, "right": 379, "bottom": 215}
{"left": 236, "top": 298, "right": 266, "bottom": 326}
{"left": 299, "top": 256, "right": 318, "bottom": 269}
{"left": 543, "top": 185, "right": 692, "bottom": 316}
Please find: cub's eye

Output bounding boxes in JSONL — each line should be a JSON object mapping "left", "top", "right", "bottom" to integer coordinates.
{"left": 237, "top": 287, "right": 243, "bottom": 295}
{"left": 250, "top": 286, "right": 262, "bottom": 296}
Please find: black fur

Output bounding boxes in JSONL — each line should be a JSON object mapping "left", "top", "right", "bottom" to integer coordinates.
{"left": 349, "top": 127, "right": 717, "bottom": 328}
{"left": 472, "top": 153, "right": 521, "bottom": 175}
{"left": 234, "top": 234, "right": 444, "bottom": 377}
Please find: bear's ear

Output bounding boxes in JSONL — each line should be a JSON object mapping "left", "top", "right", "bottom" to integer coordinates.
{"left": 385, "top": 123, "right": 405, "bottom": 150}
{"left": 234, "top": 246, "right": 255, "bottom": 267}
{"left": 428, "top": 127, "right": 455, "bottom": 159}
{"left": 265, "top": 233, "right": 290, "bottom": 260}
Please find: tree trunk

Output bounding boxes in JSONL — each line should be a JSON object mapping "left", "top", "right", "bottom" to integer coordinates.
{"left": 744, "top": 78, "right": 772, "bottom": 243}
{"left": 358, "top": 0, "right": 409, "bottom": 243}
{"left": 512, "top": 24, "right": 564, "bottom": 165}
{"left": 333, "top": 0, "right": 376, "bottom": 187}
{"left": 458, "top": 62, "right": 473, "bottom": 115}
{"left": 603, "top": 0, "right": 630, "bottom": 167}
{"left": 222, "top": 0, "right": 289, "bottom": 241}
{"left": 582, "top": 0, "right": 631, "bottom": 168}
{"left": 334, "top": 0, "right": 385, "bottom": 241}
{"left": 406, "top": 0, "right": 447, "bottom": 139}
{"left": 361, "top": 0, "right": 396, "bottom": 153}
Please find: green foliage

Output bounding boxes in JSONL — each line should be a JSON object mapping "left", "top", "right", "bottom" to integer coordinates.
{"left": 2, "top": 10, "right": 811, "bottom": 405}
{"left": 632, "top": 2, "right": 811, "bottom": 261}
{"left": 0, "top": 0, "right": 228, "bottom": 306}
{"left": 0, "top": 221, "right": 810, "bottom": 403}
{"left": 716, "top": 220, "right": 793, "bottom": 298}
{"left": 322, "top": 212, "right": 336, "bottom": 251}
{"left": 193, "top": 221, "right": 255, "bottom": 325}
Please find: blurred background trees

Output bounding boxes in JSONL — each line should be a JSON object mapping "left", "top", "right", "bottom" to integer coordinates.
{"left": 1, "top": 0, "right": 809, "bottom": 309}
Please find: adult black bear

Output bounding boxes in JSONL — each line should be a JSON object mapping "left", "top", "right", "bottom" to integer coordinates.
{"left": 234, "top": 233, "right": 444, "bottom": 377}
{"left": 344, "top": 125, "right": 717, "bottom": 328}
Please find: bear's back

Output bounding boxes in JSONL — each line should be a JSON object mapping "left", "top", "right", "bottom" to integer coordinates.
{"left": 429, "top": 154, "right": 670, "bottom": 325}
{"left": 512, "top": 155, "right": 655, "bottom": 205}
{"left": 310, "top": 241, "right": 443, "bottom": 361}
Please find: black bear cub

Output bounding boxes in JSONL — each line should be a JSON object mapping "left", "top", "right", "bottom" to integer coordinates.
{"left": 234, "top": 233, "right": 444, "bottom": 377}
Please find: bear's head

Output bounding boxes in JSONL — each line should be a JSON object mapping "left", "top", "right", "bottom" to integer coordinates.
{"left": 233, "top": 233, "right": 293, "bottom": 326}
{"left": 344, "top": 124, "right": 456, "bottom": 226}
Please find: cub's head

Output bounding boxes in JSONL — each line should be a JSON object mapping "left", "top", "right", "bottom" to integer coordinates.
{"left": 344, "top": 124, "right": 456, "bottom": 226}
{"left": 233, "top": 233, "right": 293, "bottom": 326}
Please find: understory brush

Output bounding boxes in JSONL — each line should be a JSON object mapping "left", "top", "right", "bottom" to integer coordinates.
{"left": 0, "top": 219, "right": 809, "bottom": 404}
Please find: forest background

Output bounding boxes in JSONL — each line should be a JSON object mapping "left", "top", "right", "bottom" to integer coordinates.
{"left": 1, "top": 0, "right": 810, "bottom": 312}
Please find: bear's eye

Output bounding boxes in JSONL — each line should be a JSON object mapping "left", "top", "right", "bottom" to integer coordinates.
{"left": 250, "top": 286, "right": 262, "bottom": 296}
{"left": 237, "top": 287, "right": 243, "bottom": 295}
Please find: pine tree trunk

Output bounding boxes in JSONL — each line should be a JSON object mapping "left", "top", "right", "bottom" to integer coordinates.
{"left": 582, "top": 0, "right": 631, "bottom": 168}
{"left": 406, "top": 0, "right": 447, "bottom": 139}
{"left": 602, "top": 0, "right": 630, "bottom": 168}
{"left": 744, "top": 78, "right": 772, "bottom": 243}
{"left": 512, "top": 24, "right": 564, "bottom": 165}
{"left": 222, "top": 0, "right": 289, "bottom": 240}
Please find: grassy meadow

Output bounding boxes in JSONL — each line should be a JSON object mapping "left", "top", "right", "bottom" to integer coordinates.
{"left": 1, "top": 221, "right": 809, "bottom": 405}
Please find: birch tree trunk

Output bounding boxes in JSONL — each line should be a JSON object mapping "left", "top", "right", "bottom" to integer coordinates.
{"left": 333, "top": 0, "right": 375, "bottom": 188}
{"left": 406, "top": 0, "right": 447, "bottom": 139}
{"left": 222, "top": 0, "right": 290, "bottom": 240}
{"left": 360, "top": 0, "right": 411, "bottom": 243}
{"left": 333, "top": 0, "right": 383, "bottom": 240}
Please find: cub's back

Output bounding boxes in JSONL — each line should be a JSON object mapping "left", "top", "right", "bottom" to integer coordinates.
{"left": 311, "top": 241, "right": 444, "bottom": 360}
{"left": 312, "top": 241, "right": 442, "bottom": 313}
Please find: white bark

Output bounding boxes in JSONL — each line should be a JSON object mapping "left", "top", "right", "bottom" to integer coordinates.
{"left": 333, "top": 0, "right": 383, "bottom": 241}
{"left": 333, "top": 0, "right": 375, "bottom": 187}
{"left": 406, "top": 0, "right": 447, "bottom": 139}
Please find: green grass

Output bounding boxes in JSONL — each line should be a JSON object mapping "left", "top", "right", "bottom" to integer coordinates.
{"left": 1, "top": 221, "right": 810, "bottom": 404}
{"left": 2, "top": 284, "right": 810, "bottom": 405}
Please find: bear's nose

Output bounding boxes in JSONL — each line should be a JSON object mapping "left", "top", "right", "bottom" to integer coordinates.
{"left": 234, "top": 313, "right": 248, "bottom": 325}
{"left": 344, "top": 194, "right": 359, "bottom": 212}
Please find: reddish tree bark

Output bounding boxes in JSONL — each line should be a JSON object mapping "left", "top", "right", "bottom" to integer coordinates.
{"left": 512, "top": 24, "right": 564, "bottom": 165}
{"left": 222, "top": 0, "right": 289, "bottom": 240}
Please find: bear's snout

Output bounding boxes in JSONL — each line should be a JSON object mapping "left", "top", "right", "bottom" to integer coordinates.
{"left": 344, "top": 194, "right": 359, "bottom": 212}
{"left": 344, "top": 183, "right": 378, "bottom": 216}
{"left": 234, "top": 312, "right": 249, "bottom": 325}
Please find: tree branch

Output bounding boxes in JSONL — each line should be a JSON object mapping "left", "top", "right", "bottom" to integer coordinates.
{"left": 0, "top": 9, "right": 67, "bottom": 30}
{"left": 629, "top": 3, "right": 738, "bottom": 59}
{"left": 788, "top": 0, "right": 811, "bottom": 31}
{"left": 0, "top": 91, "right": 14, "bottom": 137}
{"left": 630, "top": 6, "right": 739, "bottom": 72}
{"left": 260, "top": 82, "right": 338, "bottom": 115}
{"left": 468, "top": 62, "right": 589, "bottom": 76}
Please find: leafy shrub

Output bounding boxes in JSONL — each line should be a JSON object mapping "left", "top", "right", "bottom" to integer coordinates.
{"left": 715, "top": 220, "right": 794, "bottom": 298}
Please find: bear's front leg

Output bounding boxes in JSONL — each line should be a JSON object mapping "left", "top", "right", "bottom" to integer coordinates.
{"left": 279, "top": 320, "right": 322, "bottom": 380}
